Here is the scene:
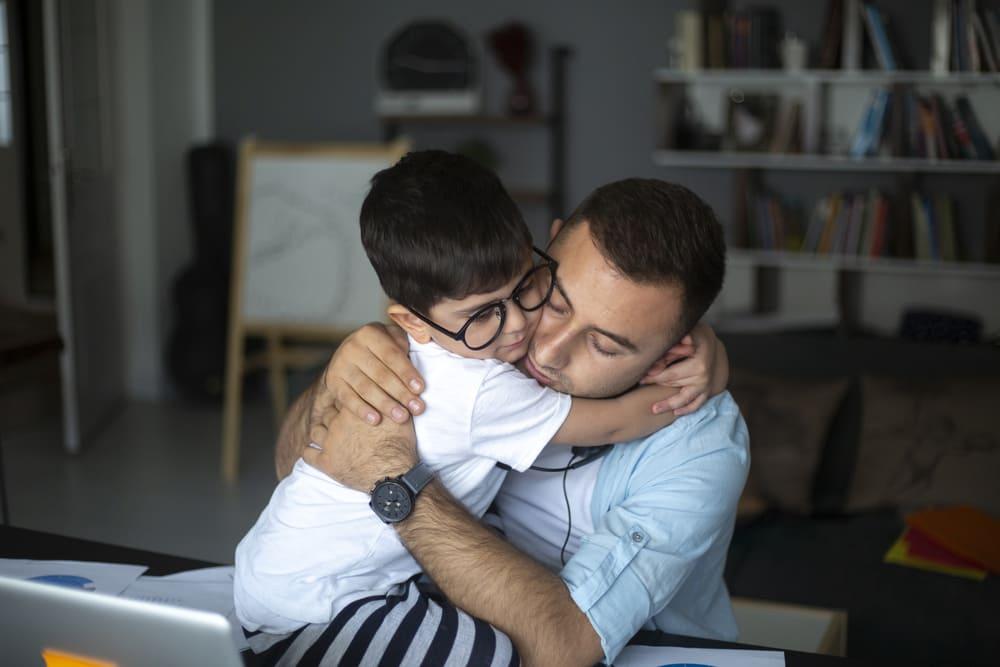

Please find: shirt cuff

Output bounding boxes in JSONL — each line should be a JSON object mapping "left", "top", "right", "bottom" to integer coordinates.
{"left": 562, "top": 524, "right": 652, "bottom": 664}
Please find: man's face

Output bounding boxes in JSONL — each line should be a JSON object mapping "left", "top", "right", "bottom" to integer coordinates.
{"left": 520, "top": 221, "right": 685, "bottom": 398}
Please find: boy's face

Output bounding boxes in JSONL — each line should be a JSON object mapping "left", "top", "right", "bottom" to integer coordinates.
{"left": 423, "top": 257, "right": 542, "bottom": 363}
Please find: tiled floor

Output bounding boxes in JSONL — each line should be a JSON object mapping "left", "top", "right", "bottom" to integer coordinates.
{"left": 3, "top": 398, "right": 282, "bottom": 564}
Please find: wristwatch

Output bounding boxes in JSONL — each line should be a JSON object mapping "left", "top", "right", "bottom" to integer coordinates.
{"left": 369, "top": 462, "right": 434, "bottom": 524}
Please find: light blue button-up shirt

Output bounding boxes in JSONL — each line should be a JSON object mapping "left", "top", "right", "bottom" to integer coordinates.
{"left": 559, "top": 391, "right": 749, "bottom": 664}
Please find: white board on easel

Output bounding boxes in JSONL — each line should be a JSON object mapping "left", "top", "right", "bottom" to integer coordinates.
{"left": 223, "top": 139, "right": 409, "bottom": 481}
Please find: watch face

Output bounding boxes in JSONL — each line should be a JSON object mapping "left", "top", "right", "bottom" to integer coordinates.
{"left": 371, "top": 481, "right": 413, "bottom": 522}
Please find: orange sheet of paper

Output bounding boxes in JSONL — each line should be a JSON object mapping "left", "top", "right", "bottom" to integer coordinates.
{"left": 42, "top": 649, "right": 117, "bottom": 667}
{"left": 906, "top": 506, "right": 1000, "bottom": 574}
{"left": 884, "top": 531, "right": 987, "bottom": 581}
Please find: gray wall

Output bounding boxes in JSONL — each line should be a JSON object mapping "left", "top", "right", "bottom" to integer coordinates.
{"left": 213, "top": 0, "right": 732, "bottom": 234}
{"left": 212, "top": 0, "right": 1000, "bottom": 335}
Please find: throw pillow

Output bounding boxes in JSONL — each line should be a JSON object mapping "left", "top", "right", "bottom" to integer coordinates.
{"left": 729, "top": 369, "right": 849, "bottom": 515}
{"left": 846, "top": 375, "right": 1000, "bottom": 516}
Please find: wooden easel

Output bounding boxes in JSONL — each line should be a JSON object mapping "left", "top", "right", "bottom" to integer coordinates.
{"left": 222, "top": 139, "right": 408, "bottom": 482}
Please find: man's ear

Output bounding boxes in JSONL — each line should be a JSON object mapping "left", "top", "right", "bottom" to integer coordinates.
{"left": 386, "top": 304, "right": 433, "bottom": 343}
{"left": 548, "top": 217, "right": 565, "bottom": 242}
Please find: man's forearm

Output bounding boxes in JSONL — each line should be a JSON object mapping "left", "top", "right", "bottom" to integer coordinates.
{"left": 275, "top": 380, "right": 315, "bottom": 480}
{"left": 396, "top": 483, "right": 603, "bottom": 667}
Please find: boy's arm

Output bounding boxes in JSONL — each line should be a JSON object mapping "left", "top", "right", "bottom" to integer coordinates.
{"left": 645, "top": 322, "right": 730, "bottom": 416}
{"left": 550, "top": 385, "right": 679, "bottom": 447}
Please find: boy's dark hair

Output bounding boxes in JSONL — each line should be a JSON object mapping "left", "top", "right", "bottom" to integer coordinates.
{"left": 360, "top": 150, "right": 532, "bottom": 312}
{"left": 558, "top": 178, "right": 726, "bottom": 338}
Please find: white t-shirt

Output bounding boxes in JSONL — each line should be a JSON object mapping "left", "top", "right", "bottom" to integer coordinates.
{"left": 494, "top": 444, "right": 600, "bottom": 571}
{"left": 234, "top": 337, "right": 572, "bottom": 634}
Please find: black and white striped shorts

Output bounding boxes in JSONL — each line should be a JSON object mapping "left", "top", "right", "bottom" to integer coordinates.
{"left": 243, "top": 579, "right": 520, "bottom": 666}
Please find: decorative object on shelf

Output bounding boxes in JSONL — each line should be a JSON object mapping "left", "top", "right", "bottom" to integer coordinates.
{"left": 674, "top": 10, "right": 703, "bottom": 71}
{"left": 725, "top": 92, "right": 778, "bottom": 152}
{"left": 488, "top": 22, "right": 536, "bottom": 115}
{"left": 380, "top": 46, "right": 571, "bottom": 226}
{"left": 780, "top": 33, "right": 808, "bottom": 72}
{"left": 376, "top": 21, "right": 481, "bottom": 116}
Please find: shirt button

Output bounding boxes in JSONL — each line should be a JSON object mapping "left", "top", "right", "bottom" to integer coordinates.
{"left": 631, "top": 531, "right": 644, "bottom": 543}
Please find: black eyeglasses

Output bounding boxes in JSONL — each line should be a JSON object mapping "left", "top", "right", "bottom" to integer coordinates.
{"left": 409, "top": 246, "right": 558, "bottom": 351}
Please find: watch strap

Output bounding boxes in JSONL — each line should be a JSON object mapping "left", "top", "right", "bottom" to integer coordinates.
{"left": 400, "top": 462, "right": 434, "bottom": 497}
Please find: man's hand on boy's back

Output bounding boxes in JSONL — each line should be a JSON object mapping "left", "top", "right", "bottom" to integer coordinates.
{"left": 303, "top": 407, "right": 417, "bottom": 493}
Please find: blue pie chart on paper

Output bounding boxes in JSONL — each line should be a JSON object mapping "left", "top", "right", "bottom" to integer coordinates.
{"left": 28, "top": 575, "right": 97, "bottom": 591}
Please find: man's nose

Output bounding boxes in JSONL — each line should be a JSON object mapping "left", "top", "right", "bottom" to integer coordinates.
{"left": 532, "top": 316, "right": 571, "bottom": 370}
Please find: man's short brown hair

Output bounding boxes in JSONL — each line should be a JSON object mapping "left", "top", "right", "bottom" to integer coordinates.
{"left": 558, "top": 178, "right": 726, "bottom": 337}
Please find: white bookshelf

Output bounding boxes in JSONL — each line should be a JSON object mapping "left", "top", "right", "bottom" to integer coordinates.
{"left": 654, "top": 61, "right": 1000, "bottom": 331}
{"left": 652, "top": 150, "right": 1000, "bottom": 174}
{"left": 728, "top": 249, "right": 1000, "bottom": 279}
{"left": 654, "top": 68, "right": 1000, "bottom": 86}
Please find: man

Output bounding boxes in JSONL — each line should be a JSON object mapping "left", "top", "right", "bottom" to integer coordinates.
{"left": 275, "top": 179, "right": 749, "bottom": 666}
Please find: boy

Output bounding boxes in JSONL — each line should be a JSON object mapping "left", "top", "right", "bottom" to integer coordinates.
{"left": 234, "top": 151, "right": 722, "bottom": 637}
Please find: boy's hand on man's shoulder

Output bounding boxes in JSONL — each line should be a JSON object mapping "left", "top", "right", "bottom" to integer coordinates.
{"left": 639, "top": 322, "right": 728, "bottom": 417}
{"left": 316, "top": 322, "right": 426, "bottom": 429}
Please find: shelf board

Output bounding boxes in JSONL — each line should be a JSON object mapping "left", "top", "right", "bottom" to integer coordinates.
{"left": 379, "top": 113, "right": 550, "bottom": 126}
{"left": 654, "top": 68, "right": 1000, "bottom": 86}
{"left": 728, "top": 249, "right": 1000, "bottom": 279}
{"left": 652, "top": 150, "right": 1000, "bottom": 174}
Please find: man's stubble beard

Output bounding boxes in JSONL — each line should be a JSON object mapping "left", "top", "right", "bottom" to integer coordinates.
{"left": 527, "top": 343, "right": 646, "bottom": 400}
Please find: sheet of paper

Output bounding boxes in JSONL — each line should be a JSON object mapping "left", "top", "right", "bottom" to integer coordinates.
{"left": 0, "top": 558, "right": 147, "bottom": 595}
{"left": 613, "top": 644, "right": 785, "bottom": 667}
{"left": 120, "top": 567, "right": 247, "bottom": 652}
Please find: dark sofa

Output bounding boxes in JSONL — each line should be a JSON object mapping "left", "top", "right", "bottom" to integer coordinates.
{"left": 718, "top": 331, "right": 1000, "bottom": 666}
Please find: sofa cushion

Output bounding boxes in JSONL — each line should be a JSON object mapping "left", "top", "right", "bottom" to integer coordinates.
{"left": 846, "top": 375, "right": 1000, "bottom": 516}
{"left": 730, "top": 369, "right": 849, "bottom": 515}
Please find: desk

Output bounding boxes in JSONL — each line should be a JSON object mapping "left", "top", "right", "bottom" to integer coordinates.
{"left": 1, "top": 527, "right": 865, "bottom": 665}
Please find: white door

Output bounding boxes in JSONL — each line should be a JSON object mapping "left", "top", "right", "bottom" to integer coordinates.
{"left": 44, "top": 0, "right": 123, "bottom": 451}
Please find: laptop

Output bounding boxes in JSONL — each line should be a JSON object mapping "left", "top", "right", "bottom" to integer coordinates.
{"left": 0, "top": 575, "right": 244, "bottom": 667}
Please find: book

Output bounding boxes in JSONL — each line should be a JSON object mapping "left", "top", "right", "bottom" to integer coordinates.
{"left": 916, "top": 98, "right": 939, "bottom": 160}
{"left": 861, "top": 4, "right": 897, "bottom": 70}
{"left": 676, "top": 11, "right": 704, "bottom": 71}
{"left": 845, "top": 194, "right": 866, "bottom": 255}
{"left": 842, "top": 0, "right": 863, "bottom": 70}
{"left": 931, "top": 0, "right": 952, "bottom": 73}
{"left": 923, "top": 195, "right": 941, "bottom": 259}
{"left": 973, "top": 10, "right": 998, "bottom": 71}
{"left": 986, "top": 9, "right": 1000, "bottom": 68}
{"left": 928, "top": 95, "right": 953, "bottom": 159}
{"left": 820, "top": 0, "right": 845, "bottom": 68}
{"left": 818, "top": 194, "right": 842, "bottom": 253}
{"left": 911, "top": 193, "right": 932, "bottom": 259}
{"left": 935, "top": 195, "right": 959, "bottom": 261}
{"left": 889, "top": 189, "right": 915, "bottom": 258}
{"left": 932, "top": 95, "right": 962, "bottom": 159}
{"left": 706, "top": 14, "right": 727, "bottom": 68}
{"left": 860, "top": 189, "right": 879, "bottom": 255}
{"left": 905, "top": 90, "right": 924, "bottom": 158}
{"left": 872, "top": 193, "right": 890, "bottom": 257}
{"left": 849, "top": 90, "right": 878, "bottom": 157}
{"left": 951, "top": 106, "right": 978, "bottom": 159}
{"left": 954, "top": 0, "right": 967, "bottom": 71}
{"left": 955, "top": 95, "right": 996, "bottom": 159}
{"left": 769, "top": 99, "right": 802, "bottom": 154}
{"left": 802, "top": 198, "right": 829, "bottom": 252}
{"left": 965, "top": 0, "right": 980, "bottom": 71}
